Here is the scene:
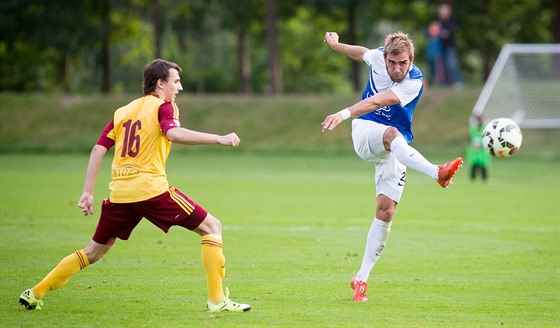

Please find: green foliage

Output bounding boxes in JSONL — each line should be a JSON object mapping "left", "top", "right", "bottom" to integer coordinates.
{"left": 0, "top": 0, "right": 108, "bottom": 92}
{"left": 0, "top": 0, "right": 556, "bottom": 93}
{"left": 0, "top": 42, "right": 59, "bottom": 91}
{"left": 454, "top": 0, "right": 557, "bottom": 80}
{"left": 1, "top": 152, "right": 559, "bottom": 327}
{"left": 280, "top": 7, "right": 351, "bottom": 93}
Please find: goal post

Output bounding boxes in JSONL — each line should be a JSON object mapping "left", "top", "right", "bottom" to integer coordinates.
{"left": 471, "top": 44, "right": 560, "bottom": 128}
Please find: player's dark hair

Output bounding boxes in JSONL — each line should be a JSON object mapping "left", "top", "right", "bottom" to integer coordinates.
{"left": 142, "top": 59, "right": 182, "bottom": 95}
{"left": 384, "top": 31, "right": 415, "bottom": 61}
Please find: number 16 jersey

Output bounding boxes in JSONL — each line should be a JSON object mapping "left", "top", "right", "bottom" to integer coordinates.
{"left": 96, "top": 95, "right": 181, "bottom": 203}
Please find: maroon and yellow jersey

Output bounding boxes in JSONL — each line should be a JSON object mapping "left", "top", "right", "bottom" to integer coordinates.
{"left": 96, "top": 95, "right": 181, "bottom": 203}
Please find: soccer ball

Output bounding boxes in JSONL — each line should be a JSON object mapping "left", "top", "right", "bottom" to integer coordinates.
{"left": 482, "top": 118, "right": 523, "bottom": 158}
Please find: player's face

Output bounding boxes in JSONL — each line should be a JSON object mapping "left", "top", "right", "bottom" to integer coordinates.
{"left": 385, "top": 52, "right": 412, "bottom": 83}
{"left": 161, "top": 68, "right": 183, "bottom": 102}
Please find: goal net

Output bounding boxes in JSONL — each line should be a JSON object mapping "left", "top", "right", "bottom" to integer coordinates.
{"left": 471, "top": 44, "right": 560, "bottom": 128}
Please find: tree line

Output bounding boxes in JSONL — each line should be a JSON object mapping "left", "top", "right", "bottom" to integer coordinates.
{"left": 1, "top": 0, "right": 558, "bottom": 94}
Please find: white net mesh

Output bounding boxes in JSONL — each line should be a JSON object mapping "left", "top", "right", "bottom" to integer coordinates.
{"left": 472, "top": 44, "right": 560, "bottom": 128}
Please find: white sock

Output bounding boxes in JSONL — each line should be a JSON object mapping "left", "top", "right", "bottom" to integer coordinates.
{"left": 355, "top": 218, "right": 392, "bottom": 282}
{"left": 390, "top": 136, "right": 438, "bottom": 179}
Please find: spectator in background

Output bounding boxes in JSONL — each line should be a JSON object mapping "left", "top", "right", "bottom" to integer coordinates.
{"left": 438, "top": 3, "right": 463, "bottom": 88}
{"left": 425, "top": 21, "right": 445, "bottom": 86}
{"left": 467, "top": 115, "right": 491, "bottom": 181}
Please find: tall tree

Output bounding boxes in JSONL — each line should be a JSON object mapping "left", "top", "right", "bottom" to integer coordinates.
{"left": 96, "top": 0, "right": 111, "bottom": 93}
{"left": 551, "top": 0, "right": 560, "bottom": 79}
{"left": 345, "top": 0, "right": 360, "bottom": 91}
{"left": 223, "top": 0, "right": 257, "bottom": 94}
{"left": 237, "top": 20, "right": 253, "bottom": 94}
{"left": 152, "top": 0, "right": 163, "bottom": 59}
{"left": 265, "top": 0, "right": 283, "bottom": 94}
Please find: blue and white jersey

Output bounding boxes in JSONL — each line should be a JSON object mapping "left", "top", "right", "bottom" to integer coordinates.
{"left": 358, "top": 47, "right": 423, "bottom": 143}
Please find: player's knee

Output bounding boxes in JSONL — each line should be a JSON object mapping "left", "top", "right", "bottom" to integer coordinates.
{"left": 196, "top": 214, "right": 222, "bottom": 236}
{"left": 384, "top": 127, "right": 400, "bottom": 141}
{"left": 208, "top": 218, "right": 222, "bottom": 235}
{"left": 84, "top": 240, "right": 112, "bottom": 264}
{"left": 85, "top": 249, "right": 104, "bottom": 264}
{"left": 382, "top": 127, "right": 401, "bottom": 150}
{"left": 376, "top": 208, "right": 394, "bottom": 222}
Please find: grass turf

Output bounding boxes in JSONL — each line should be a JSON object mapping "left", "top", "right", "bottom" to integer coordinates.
{"left": 1, "top": 151, "right": 559, "bottom": 327}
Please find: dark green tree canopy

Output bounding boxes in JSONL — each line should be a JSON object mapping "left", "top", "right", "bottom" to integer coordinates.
{"left": 0, "top": 0, "right": 556, "bottom": 93}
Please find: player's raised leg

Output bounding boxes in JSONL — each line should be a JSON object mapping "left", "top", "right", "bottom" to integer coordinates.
{"left": 387, "top": 132, "right": 462, "bottom": 188}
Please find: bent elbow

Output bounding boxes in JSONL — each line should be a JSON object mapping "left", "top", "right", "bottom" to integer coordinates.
{"left": 92, "top": 144, "right": 108, "bottom": 154}
{"left": 166, "top": 128, "right": 180, "bottom": 142}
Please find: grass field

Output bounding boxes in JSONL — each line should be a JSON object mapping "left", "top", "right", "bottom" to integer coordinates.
{"left": 1, "top": 150, "right": 558, "bottom": 327}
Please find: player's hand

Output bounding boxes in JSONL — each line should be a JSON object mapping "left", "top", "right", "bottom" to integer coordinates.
{"left": 218, "top": 132, "right": 241, "bottom": 147}
{"left": 321, "top": 113, "right": 344, "bottom": 131}
{"left": 78, "top": 192, "right": 94, "bottom": 216}
{"left": 324, "top": 32, "right": 339, "bottom": 47}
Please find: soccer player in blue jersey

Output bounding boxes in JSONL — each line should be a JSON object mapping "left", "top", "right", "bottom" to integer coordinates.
{"left": 322, "top": 31, "right": 463, "bottom": 302}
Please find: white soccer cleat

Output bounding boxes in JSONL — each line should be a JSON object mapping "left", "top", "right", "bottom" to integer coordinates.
{"left": 206, "top": 288, "right": 251, "bottom": 312}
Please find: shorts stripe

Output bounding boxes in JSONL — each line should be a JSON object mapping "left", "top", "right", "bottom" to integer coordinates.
{"left": 75, "top": 250, "right": 88, "bottom": 270}
{"left": 168, "top": 187, "right": 195, "bottom": 214}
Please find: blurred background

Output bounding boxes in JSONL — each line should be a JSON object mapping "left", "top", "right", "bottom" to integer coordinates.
{"left": 1, "top": 0, "right": 558, "bottom": 94}
{"left": 0, "top": 0, "right": 558, "bottom": 158}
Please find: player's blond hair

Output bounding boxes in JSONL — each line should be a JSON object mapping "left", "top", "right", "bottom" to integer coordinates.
{"left": 383, "top": 31, "right": 415, "bottom": 60}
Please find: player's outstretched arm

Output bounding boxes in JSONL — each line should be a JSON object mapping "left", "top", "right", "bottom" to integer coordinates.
{"left": 167, "top": 127, "right": 240, "bottom": 147}
{"left": 324, "top": 31, "right": 368, "bottom": 62}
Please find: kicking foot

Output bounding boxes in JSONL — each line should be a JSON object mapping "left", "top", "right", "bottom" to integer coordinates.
{"left": 437, "top": 157, "right": 463, "bottom": 188}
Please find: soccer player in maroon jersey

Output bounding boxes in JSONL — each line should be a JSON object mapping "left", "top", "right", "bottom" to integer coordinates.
{"left": 19, "top": 59, "right": 251, "bottom": 312}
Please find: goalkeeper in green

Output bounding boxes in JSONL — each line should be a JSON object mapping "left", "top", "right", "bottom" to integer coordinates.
{"left": 467, "top": 115, "right": 491, "bottom": 181}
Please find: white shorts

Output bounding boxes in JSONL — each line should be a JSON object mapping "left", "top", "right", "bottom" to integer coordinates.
{"left": 351, "top": 119, "right": 407, "bottom": 203}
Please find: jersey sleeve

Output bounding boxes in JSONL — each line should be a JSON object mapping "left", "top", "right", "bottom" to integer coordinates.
{"left": 96, "top": 120, "right": 115, "bottom": 149}
{"left": 362, "top": 47, "right": 383, "bottom": 67}
{"left": 391, "top": 78, "right": 423, "bottom": 106}
{"left": 158, "top": 101, "right": 181, "bottom": 135}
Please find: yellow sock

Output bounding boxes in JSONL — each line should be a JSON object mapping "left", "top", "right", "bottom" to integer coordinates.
{"left": 32, "top": 250, "right": 89, "bottom": 299}
{"left": 201, "top": 236, "right": 225, "bottom": 303}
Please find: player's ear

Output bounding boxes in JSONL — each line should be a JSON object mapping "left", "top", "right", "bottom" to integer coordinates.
{"left": 157, "top": 78, "right": 165, "bottom": 90}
